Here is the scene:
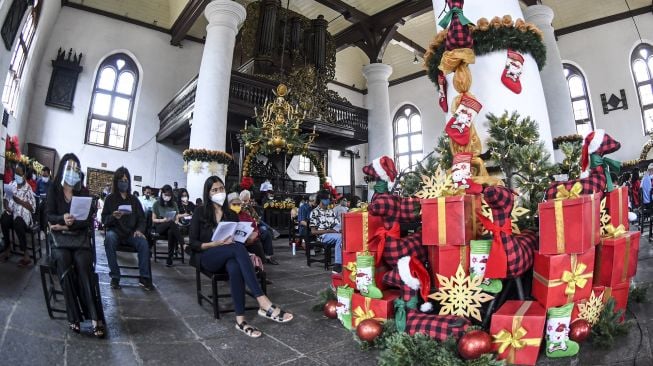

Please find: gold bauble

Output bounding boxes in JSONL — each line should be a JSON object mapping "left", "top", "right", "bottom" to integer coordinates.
{"left": 276, "top": 84, "right": 288, "bottom": 97}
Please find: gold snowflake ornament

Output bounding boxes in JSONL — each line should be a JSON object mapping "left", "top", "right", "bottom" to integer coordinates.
{"left": 479, "top": 199, "right": 528, "bottom": 235}
{"left": 577, "top": 290, "right": 605, "bottom": 325}
{"left": 415, "top": 167, "right": 462, "bottom": 199}
{"left": 599, "top": 197, "right": 612, "bottom": 237}
{"left": 428, "top": 264, "right": 494, "bottom": 321}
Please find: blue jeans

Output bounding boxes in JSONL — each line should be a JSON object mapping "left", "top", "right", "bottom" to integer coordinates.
{"left": 104, "top": 230, "right": 151, "bottom": 280}
{"left": 260, "top": 228, "right": 273, "bottom": 256}
{"left": 320, "top": 233, "right": 342, "bottom": 264}
{"left": 200, "top": 243, "right": 265, "bottom": 315}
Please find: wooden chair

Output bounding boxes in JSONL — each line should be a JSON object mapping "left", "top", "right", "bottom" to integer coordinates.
{"left": 304, "top": 230, "right": 332, "bottom": 270}
{"left": 195, "top": 266, "right": 267, "bottom": 319}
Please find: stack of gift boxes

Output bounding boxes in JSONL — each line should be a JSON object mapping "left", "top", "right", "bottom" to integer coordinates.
{"left": 331, "top": 211, "right": 399, "bottom": 330}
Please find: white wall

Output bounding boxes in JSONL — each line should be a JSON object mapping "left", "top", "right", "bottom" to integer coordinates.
{"left": 25, "top": 7, "right": 204, "bottom": 189}
{"left": 557, "top": 13, "right": 653, "bottom": 162}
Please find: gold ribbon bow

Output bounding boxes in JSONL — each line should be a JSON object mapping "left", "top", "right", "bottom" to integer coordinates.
{"left": 602, "top": 224, "right": 626, "bottom": 239}
{"left": 344, "top": 262, "right": 357, "bottom": 283}
{"left": 352, "top": 298, "right": 384, "bottom": 327}
{"left": 492, "top": 302, "right": 542, "bottom": 363}
{"left": 561, "top": 262, "right": 589, "bottom": 296}
{"left": 555, "top": 182, "right": 583, "bottom": 200}
{"left": 349, "top": 203, "right": 368, "bottom": 213}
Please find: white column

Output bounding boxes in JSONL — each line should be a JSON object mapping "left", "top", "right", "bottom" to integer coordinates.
{"left": 363, "top": 63, "right": 393, "bottom": 161}
{"left": 187, "top": 0, "right": 246, "bottom": 199}
{"left": 524, "top": 5, "right": 577, "bottom": 139}
{"left": 432, "top": 0, "right": 555, "bottom": 159}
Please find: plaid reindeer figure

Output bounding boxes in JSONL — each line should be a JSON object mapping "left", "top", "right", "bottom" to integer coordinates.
{"left": 441, "top": 0, "right": 473, "bottom": 50}
{"left": 544, "top": 130, "right": 621, "bottom": 200}
{"left": 479, "top": 186, "right": 537, "bottom": 279}
{"left": 383, "top": 258, "right": 469, "bottom": 341}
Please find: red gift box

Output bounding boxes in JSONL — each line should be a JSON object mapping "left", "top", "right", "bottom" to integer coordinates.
{"left": 538, "top": 194, "right": 600, "bottom": 255}
{"left": 421, "top": 195, "right": 480, "bottom": 246}
{"left": 606, "top": 187, "right": 629, "bottom": 230}
{"left": 351, "top": 289, "right": 400, "bottom": 328}
{"left": 331, "top": 273, "right": 346, "bottom": 289}
{"left": 490, "top": 300, "right": 546, "bottom": 366}
{"left": 572, "top": 284, "right": 629, "bottom": 323}
{"left": 427, "top": 245, "right": 469, "bottom": 287}
{"left": 532, "top": 247, "right": 595, "bottom": 308}
{"left": 342, "top": 212, "right": 384, "bottom": 253}
{"left": 342, "top": 251, "right": 389, "bottom": 291}
{"left": 594, "top": 231, "right": 640, "bottom": 287}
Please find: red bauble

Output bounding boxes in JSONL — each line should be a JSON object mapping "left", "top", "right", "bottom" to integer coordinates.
{"left": 356, "top": 319, "right": 383, "bottom": 342}
{"left": 569, "top": 320, "right": 591, "bottom": 343}
{"left": 458, "top": 330, "right": 493, "bottom": 360}
{"left": 323, "top": 300, "right": 338, "bottom": 319}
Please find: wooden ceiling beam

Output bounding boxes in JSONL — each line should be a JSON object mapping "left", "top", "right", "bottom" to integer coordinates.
{"left": 393, "top": 32, "right": 426, "bottom": 58}
{"left": 311, "top": 0, "right": 369, "bottom": 22}
{"left": 170, "top": 0, "right": 210, "bottom": 46}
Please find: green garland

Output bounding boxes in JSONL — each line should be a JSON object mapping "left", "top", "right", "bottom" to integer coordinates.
{"left": 182, "top": 148, "right": 233, "bottom": 164}
{"left": 425, "top": 22, "right": 546, "bottom": 90}
{"left": 591, "top": 298, "right": 632, "bottom": 349}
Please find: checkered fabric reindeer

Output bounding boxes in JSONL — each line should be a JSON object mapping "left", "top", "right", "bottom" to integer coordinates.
{"left": 479, "top": 186, "right": 537, "bottom": 279}
{"left": 442, "top": 0, "right": 473, "bottom": 50}
{"left": 382, "top": 257, "right": 470, "bottom": 341}
{"left": 363, "top": 157, "right": 427, "bottom": 268}
{"left": 544, "top": 130, "right": 621, "bottom": 200}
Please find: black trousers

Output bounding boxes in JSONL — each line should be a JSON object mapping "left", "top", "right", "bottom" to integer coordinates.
{"left": 155, "top": 221, "right": 183, "bottom": 260}
{"left": 1, "top": 213, "right": 27, "bottom": 252}
{"left": 52, "top": 247, "right": 102, "bottom": 323}
{"left": 245, "top": 240, "right": 265, "bottom": 261}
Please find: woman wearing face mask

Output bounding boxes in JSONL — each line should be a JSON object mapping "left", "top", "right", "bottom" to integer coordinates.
{"left": 189, "top": 176, "right": 293, "bottom": 338}
{"left": 46, "top": 154, "right": 105, "bottom": 337}
{"left": 151, "top": 184, "right": 184, "bottom": 267}
{"left": 1, "top": 163, "right": 36, "bottom": 265}
{"left": 177, "top": 188, "right": 195, "bottom": 224}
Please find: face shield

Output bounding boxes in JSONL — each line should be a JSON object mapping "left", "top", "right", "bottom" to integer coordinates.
{"left": 60, "top": 159, "right": 82, "bottom": 191}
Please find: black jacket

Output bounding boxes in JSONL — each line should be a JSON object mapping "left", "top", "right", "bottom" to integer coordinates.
{"left": 188, "top": 205, "right": 238, "bottom": 268}
{"left": 46, "top": 185, "right": 93, "bottom": 233}
{"left": 101, "top": 193, "right": 146, "bottom": 240}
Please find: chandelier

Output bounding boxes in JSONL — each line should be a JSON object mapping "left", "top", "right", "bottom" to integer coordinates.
{"left": 242, "top": 83, "right": 318, "bottom": 155}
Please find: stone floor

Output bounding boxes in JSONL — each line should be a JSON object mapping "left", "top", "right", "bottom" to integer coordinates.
{"left": 0, "top": 231, "right": 652, "bottom": 366}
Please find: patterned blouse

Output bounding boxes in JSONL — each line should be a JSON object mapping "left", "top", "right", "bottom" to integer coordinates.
{"left": 7, "top": 181, "right": 35, "bottom": 226}
{"left": 309, "top": 206, "right": 339, "bottom": 231}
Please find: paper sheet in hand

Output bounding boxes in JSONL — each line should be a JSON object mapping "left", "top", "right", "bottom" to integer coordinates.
{"left": 118, "top": 205, "right": 132, "bottom": 214}
{"left": 211, "top": 222, "right": 254, "bottom": 243}
{"left": 3, "top": 184, "right": 13, "bottom": 200}
{"left": 232, "top": 223, "right": 254, "bottom": 244}
{"left": 70, "top": 196, "right": 93, "bottom": 220}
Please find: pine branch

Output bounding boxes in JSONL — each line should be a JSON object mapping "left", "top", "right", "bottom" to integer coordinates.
{"left": 591, "top": 298, "right": 632, "bottom": 348}
{"left": 311, "top": 287, "right": 337, "bottom": 311}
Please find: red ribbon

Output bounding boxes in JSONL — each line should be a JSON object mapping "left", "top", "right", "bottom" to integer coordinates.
{"left": 369, "top": 222, "right": 401, "bottom": 266}
{"left": 477, "top": 213, "right": 512, "bottom": 278}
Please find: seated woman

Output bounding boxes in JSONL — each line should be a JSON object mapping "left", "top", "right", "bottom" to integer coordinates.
{"left": 189, "top": 176, "right": 293, "bottom": 338}
{"left": 240, "top": 190, "right": 277, "bottom": 264}
{"left": 46, "top": 154, "right": 104, "bottom": 337}
{"left": 151, "top": 184, "right": 184, "bottom": 267}
{"left": 1, "top": 163, "right": 36, "bottom": 266}
{"left": 177, "top": 188, "right": 195, "bottom": 227}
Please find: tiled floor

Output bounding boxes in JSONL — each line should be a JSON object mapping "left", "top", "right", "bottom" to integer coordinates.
{"left": 1, "top": 231, "right": 652, "bottom": 365}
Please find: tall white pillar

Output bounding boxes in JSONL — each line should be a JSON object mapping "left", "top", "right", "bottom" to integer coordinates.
{"left": 432, "top": 0, "right": 555, "bottom": 159}
{"left": 363, "top": 63, "right": 393, "bottom": 161}
{"left": 187, "top": 0, "right": 246, "bottom": 199}
{"left": 524, "top": 5, "right": 577, "bottom": 140}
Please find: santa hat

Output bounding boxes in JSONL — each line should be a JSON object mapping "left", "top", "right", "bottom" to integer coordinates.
{"left": 580, "top": 129, "right": 605, "bottom": 178}
{"left": 397, "top": 256, "right": 433, "bottom": 312}
{"left": 364, "top": 156, "right": 397, "bottom": 183}
{"left": 507, "top": 49, "right": 524, "bottom": 64}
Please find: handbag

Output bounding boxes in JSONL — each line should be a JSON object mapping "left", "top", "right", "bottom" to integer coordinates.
{"left": 49, "top": 230, "right": 90, "bottom": 249}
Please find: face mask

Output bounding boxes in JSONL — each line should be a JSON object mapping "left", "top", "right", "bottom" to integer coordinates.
{"left": 230, "top": 205, "right": 242, "bottom": 214}
{"left": 163, "top": 195, "right": 172, "bottom": 202}
{"left": 268, "top": 195, "right": 274, "bottom": 200}
{"left": 63, "top": 171, "right": 80, "bottom": 187}
{"left": 181, "top": 197, "right": 188, "bottom": 203}
{"left": 41, "top": 177, "right": 49, "bottom": 183}
{"left": 321, "top": 199, "right": 330, "bottom": 206}
{"left": 145, "top": 194, "right": 150, "bottom": 199}
{"left": 118, "top": 181, "right": 129, "bottom": 193}
{"left": 211, "top": 192, "right": 226, "bottom": 205}
{"left": 15, "top": 175, "right": 24, "bottom": 185}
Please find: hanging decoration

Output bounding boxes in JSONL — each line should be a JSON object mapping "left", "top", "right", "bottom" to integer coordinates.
{"left": 181, "top": 148, "right": 233, "bottom": 176}
{"left": 428, "top": 264, "right": 494, "bottom": 321}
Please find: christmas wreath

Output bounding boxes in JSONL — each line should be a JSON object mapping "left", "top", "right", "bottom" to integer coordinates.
{"left": 425, "top": 15, "right": 546, "bottom": 91}
{"left": 182, "top": 148, "right": 233, "bottom": 164}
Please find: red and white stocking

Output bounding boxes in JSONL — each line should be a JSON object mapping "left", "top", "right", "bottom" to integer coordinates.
{"left": 437, "top": 71, "right": 448, "bottom": 113}
{"left": 451, "top": 152, "right": 482, "bottom": 194}
{"left": 445, "top": 94, "right": 482, "bottom": 146}
{"left": 501, "top": 49, "right": 524, "bottom": 94}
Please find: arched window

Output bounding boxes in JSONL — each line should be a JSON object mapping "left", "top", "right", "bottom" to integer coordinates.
{"left": 85, "top": 53, "right": 139, "bottom": 150}
{"left": 631, "top": 43, "right": 653, "bottom": 134}
{"left": 563, "top": 63, "right": 593, "bottom": 136}
{"left": 393, "top": 105, "right": 423, "bottom": 172}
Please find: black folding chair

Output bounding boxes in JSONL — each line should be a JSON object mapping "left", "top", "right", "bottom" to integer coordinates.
{"left": 304, "top": 230, "right": 332, "bottom": 270}
{"left": 195, "top": 265, "right": 267, "bottom": 319}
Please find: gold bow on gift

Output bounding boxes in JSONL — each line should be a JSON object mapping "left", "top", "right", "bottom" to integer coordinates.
{"left": 492, "top": 302, "right": 542, "bottom": 363}
{"left": 349, "top": 203, "right": 369, "bottom": 213}
{"left": 352, "top": 304, "right": 384, "bottom": 327}
{"left": 344, "top": 262, "right": 357, "bottom": 282}
{"left": 561, "top": 262, "right": 590, "bottom": 296}
{"left": 602, "top": 224, "right": 626, "bottom": 239}
{"left": 555, "top": 182, "right": 582, "bottom": 200}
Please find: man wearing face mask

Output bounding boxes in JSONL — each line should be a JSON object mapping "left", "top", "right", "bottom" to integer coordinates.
{"left": 298, "top": 194, "right": 317, "bottom": 240}
{"left": 101, "top": 166, "right": 152, "bottom": 290}
{"left": 36, "top": 166, "right": 51, "bottom": 197}
{"left": 309, "top": 190, "right": 342, "bottom": 273}
{"left": 139, "top": 186, "right": 156, "bottom": 212}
